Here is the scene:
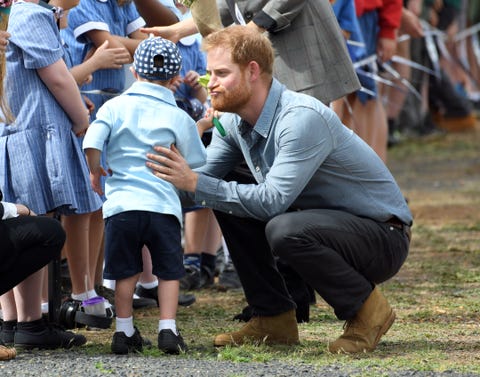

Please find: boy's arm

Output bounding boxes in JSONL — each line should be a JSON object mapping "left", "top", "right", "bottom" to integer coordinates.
{"left": 69, "top": 40, "right": 131, "bottom": 86}
{"left": 84, "top": 148, "right": 107, "bottom": 195}
{"left": 86, "top": 30, "right": 136, "bottom": 62}
{"left": 37, "top": 59, "right": 89, "bottom": 136}
{"left": 109, "top": 32, "right": 147, "bottom": 57}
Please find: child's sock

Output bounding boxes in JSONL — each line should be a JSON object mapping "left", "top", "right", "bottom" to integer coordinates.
{"left": 137, "top": 279, "right": 158, "bottom": 290}
{"left": 71, "top": 289, "right": 97, "bottom": 302}
{"left": 183, "top": 253, "right": 201, "bottom": 269}
{"left": 159, "top": 319, "right": 177, "bottom": 335}
{"left": 16, "top": 318, "right": 45, "bottom": 333}
{"left": 116, "top": 316, "right": 135, "bottom": 337}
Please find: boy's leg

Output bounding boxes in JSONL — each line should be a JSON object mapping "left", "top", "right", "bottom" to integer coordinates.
{"left": 157, "top": 278, "right": 187, "bottom": 354}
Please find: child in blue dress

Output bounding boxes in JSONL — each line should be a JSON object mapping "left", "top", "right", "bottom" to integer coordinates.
{"left": 83, "top": 37, "right": 206, "bottom": 355}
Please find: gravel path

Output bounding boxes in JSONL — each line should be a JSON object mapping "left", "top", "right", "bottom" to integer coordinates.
{"left": 1, "top": 351, "right": 479, "bottom": 377}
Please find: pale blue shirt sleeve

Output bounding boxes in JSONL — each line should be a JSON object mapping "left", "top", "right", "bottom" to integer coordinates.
{"left": 83, "top": 104, "right": 112, "bottom": 151}
{"left": 194, "top": 107, "right": 334, "bottom": 221}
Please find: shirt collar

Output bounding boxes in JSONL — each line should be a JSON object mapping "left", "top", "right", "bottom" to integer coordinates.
{"left": 124, "top": 81, "right": 177, "bottom": 106}
{"left": 251, "top": 78, "right": 284, "bottom": 138}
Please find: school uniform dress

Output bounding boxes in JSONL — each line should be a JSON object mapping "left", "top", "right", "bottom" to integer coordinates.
{"left": 0, "top": 1, "right": 102, "bottom": 215}
{"left": 67, "top": 0, "right": 145, "bottom": 117}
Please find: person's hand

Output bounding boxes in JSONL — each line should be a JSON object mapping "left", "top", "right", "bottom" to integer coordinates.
{"left": 401, "top": 7, "right": 424, "bottom": 38}
{"left": 73, "top": 109, "right": 90, "bottom": 137}
{"left": 89, "top": 166, "right": 108, "bottom": 195}
{"left": 83, "top": 95, "right": 95, "bottom": 115}
{"left": 86, "top": 40, "right": 131, "bottom": 70}
{"left": 246, "top": 21, "right": 265, "bottom": 34}
{"left": 183, "top": 70, "right": 202, "bottom": 90}
{"left": 0, "top": 30, "right": 10, "bottom": 52}
{"left": 140, "top": 26, "right": 182, "bottom": 43}
{"left": 146, "top": 144, "right": 198, "bottom": 192}
{"left": 167, "top": 75, "right": 183, "bottom": 93}
{"left": 377, "top": 37, "right": 397, "bottom": 63}
{"left": 15, "top": 203, "right": 36, "bottom": 216}
{"left": 197, "top": 107, "right": 216, "bottom": 134}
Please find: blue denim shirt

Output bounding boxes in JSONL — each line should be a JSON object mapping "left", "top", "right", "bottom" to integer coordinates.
{"left": 194, "top": 79, "right": 412, "bottom": 225}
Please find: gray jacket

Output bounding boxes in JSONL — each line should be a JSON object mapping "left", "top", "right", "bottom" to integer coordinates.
{"left": 217, "top": 0, "right": 361, "bottom": 104}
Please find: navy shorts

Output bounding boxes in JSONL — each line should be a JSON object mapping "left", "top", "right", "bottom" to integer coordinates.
{"left": 103, "top": 211, "right": 184, "bottom": 281}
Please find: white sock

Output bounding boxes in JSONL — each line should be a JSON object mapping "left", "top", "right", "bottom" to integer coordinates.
{"left": 41, "top": 302, "right": 49, "bottom": 314}
{"left": 116, "top": 316, "right": 135, "bottom": 337}
{"left": 159, "top": 319, "right": 177, "bottom": 335}
{"left": 138, "top": 279, "right": 158, "bottom": 290}
{"left": 71, "top": 289, "right": 97, "bottom": 302}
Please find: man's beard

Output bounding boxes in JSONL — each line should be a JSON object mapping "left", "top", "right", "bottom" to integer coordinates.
{"left": 211, "top": 75, "right": 251, "bottom": 113}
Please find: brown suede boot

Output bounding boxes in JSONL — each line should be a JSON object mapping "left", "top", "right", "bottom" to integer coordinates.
{"left": 328, "top": 287, "right": 396, "bottom": 354}
{"left": 214, "top": 309, "right": 299, "bottom": 346}
{"left": 0, "top": 344, "right": 16, "bottom": 361}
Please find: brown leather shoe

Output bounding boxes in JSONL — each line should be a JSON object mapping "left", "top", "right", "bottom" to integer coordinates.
{"left": 0, "top": 344, "right": 16, "bottom": 361}
{"left": 214, "top": 309, "right": 299, "bottom": 346}
{"left": 328, "top": 287, "right": 395, "bottom": 354}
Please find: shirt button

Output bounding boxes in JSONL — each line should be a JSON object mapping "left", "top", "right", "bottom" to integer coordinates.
{"left": 255, "top": 166, "right": 260, "bottom": 172}
{"left": 228, "top": 211, "right": 233, "bottom": 214}
{"left": 201, "top": 200, "right": 206, "bottom": 206}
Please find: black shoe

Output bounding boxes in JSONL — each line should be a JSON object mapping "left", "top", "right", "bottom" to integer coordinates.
{"left": 135, "top": 286, "right": 196, "bottom": 307}
{"left": 14, "top": 323, "right": 87, "bottom": 350}
{"left": 95, "top": 285, "right": 115, "bottom": 303}
{"left": 158, "top": 329, "right": 187, "bottom": 354}
{"left": 178, "top": 293, "right": 196, "bottom": 307}
{"left": 111, "top": 327, "right": 151, "bottom": 355}
{"left": 180, "top": 263, "right": 201, "bottom": 290}
{"left": 218, "top": 260, "right": 242, "bottom": 290}
{"left": 0, "top": 323, "right": 15, "bottom": 346}
{"left": 132, "top": 296, "right": 157, "bottom": 310}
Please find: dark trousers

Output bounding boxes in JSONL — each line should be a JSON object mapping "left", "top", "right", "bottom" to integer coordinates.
{"left": 0, "top": 216, "right": 65, "bottom": 295}
{"left": 215, "top": 207, "right": 409, "bottom": 321}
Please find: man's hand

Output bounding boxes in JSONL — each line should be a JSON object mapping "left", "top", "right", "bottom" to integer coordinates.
{"left": 146, "top": 144, "right": 198, "bottom": 192}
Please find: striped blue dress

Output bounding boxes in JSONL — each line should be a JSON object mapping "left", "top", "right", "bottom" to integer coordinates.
{"left": 0, "top": 1, "right": 102, "bottom": 215}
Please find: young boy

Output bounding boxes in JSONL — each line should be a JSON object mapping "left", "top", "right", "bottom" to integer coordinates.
{"left": 83, "top": 37, "right": 207, "bottom": 355}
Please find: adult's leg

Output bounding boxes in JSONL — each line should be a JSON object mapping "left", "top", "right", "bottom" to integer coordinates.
{"left": 0, "top": 216, "right": 65, "bottom": 295}
{"left": 214, "top": 210, "right": 295, "bottom": 316}
{"left": 265, "top": 209, "right": 409, "bottom": 320}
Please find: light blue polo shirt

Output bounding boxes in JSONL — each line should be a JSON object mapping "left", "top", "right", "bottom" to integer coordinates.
{"left": 83, "top": 81, "right": 207, "bottom": 223}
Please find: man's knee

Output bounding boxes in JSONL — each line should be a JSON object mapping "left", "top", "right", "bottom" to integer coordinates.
{"left": 265, "top": 213, "right": 300, "bottom": 256}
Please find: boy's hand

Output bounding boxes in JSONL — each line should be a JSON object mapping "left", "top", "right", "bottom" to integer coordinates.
{"left": 90, "top": 166, "right": 108, "bottom": 195}
{"left": 197, "top": 109, "right": 214, "bottom": 134}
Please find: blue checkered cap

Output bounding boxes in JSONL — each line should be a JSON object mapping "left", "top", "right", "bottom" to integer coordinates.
{"left": 133, "top": 37, "right": 182, "bottom": 80}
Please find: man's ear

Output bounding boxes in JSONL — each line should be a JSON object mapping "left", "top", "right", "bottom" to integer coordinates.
{"left": 247, "top": 61, "right": 261, "bottom": 82}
